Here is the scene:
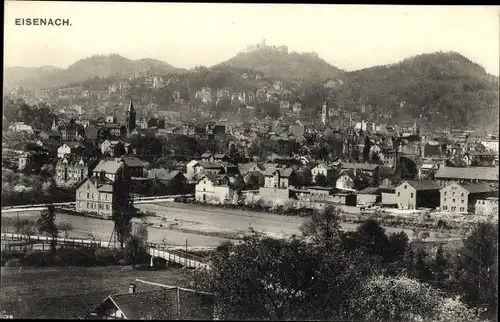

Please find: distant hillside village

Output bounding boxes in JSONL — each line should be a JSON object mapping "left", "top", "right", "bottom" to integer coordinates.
{"left": 2, "top": 94, "right": 498, "bottom": 220}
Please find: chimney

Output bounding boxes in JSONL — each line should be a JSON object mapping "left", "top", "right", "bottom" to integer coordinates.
{"left": 129, "top": 283, "right": 136, "bottom": 294}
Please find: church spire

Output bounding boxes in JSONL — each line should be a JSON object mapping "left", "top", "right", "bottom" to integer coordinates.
{"left": 127, "top": 98, "right": 137, "bottom": 134}
{"left": 127, "top": 99, "right": 135, "bottom": 114}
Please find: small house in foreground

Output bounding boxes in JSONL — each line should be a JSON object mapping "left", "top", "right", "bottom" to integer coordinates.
{"left": 86, "top": 282, "right": 215, "bottom": 320}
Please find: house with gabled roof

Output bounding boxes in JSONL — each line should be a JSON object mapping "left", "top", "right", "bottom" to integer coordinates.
{"left": 186, "top": 160, "right": 202, "bottom": 180}
{"left": 334, "top": 170, "right": 370, "bottom": 192}
{"left": 439, "top": 182, "right": 498, "bottom": 213}
{"left": 475, "top": 197, "right": 498, "bottom": 217}
{"left": 395, "top": 180, "right": 441, "bottom": 210}
{"left": 100, "top": 140, "right": 126, "bottom": 157}
{"left": 356, "top": 187, "right": 381, "bottom": 205}
{"left": 75, "top": 176, "right": 116, "bottom": 216}
{"left": 195, "top": 173, "right": 234, "bottom": 204}
{"left": 55, "top": 154, "right": 88, "bottom": 185}
{"left": 198, "top": 162, "right": 225, "bottom": 176}
{"left": 75, "top": 157, "right": 133, "bottom": 216}
{"left": 311, "top": 163, "right": 335, "bottom": 183}
{"left": 86, "top": 282, "right": 215, "bottom": 320}
{"left": 57, "top": 142, "right": 87, "bottom": 159}
{"left": 200, "top": 151, "right": 213, "bottom": 163}
{"left": 214, "top": 153, "right": 230, "bottom": 163}
{"left": 120, "top": 156, "right": 144, "bottom": 178}
{"left": 434, "top": 166, "right": 499, "bottom": 187}
{"left": 263, "top": 167, "right": 296, "bottom": 189}
{"left": 92, "top": 158, "right": 126, "bottom": 183}
{"left": 238, "top": 162, "right": 266, "bottom": 176}
{"left": 340, "top": 162, "right": 380, "bottom": 185}
{"left": 147, "top": 170, "right": 188, "bottom": 195}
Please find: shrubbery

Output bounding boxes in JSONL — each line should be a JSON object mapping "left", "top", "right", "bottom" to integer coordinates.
{"left": 1, "top": 169, "right": 73, "bottom": 206}
{"left": 1, "top": 247, "right": 148, "bottom": 267}
{"left": 194, "top": 206, "right": 498, "bottom": 321}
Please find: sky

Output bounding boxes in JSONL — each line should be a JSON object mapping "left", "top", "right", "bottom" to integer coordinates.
{"left": 4, "top": 2, "right": 500, "bottom": 75}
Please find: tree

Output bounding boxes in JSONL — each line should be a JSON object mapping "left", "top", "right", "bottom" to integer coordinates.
{"left": 111, "top": 202, "right": 134, "bottom": 249}
{"left": 314, "top": 174, "right": 327, "bottom": 187}
{"left": 125, "top": 221, "right": 149, "bottom": 264}
{"left": 362, "top": 136, "right": 371, "bottom": 161}
{"left": 37, "top": 204, "right": 59, "bottom": 252}
{"left": 350, "top": 146, "right": 360, "bottom": 162}
{"left": 245, "top": 173, "right": 263, "bottom": 190}
{"left": 457, "top": 222, "right": 498, "bottom": 319}
{"left": 384, "top": 231, "right": 410, "bottom": 275}
{"left": 58, "top": 222, "right": 73, "bottom": 238}
{"left": 414, "top": 248, "right": 434, "bottom": 283}
{"left": 353, "top": 219, "right": 389, "bottom": 259}
{"left": 431, "top": 246, "right": 450, "bottom": 290}
{"left": 296, "top": 167, "right": 312, "bottom": 187}
{"left": 16, "top": 218, "right": 37, "bottom": 252}
{"left": 350, "top": 274, "right": 484, "bottom": 322}
{"left": 300, "top": 206, "right": 341, "bottom": 250}
{"left": 228, "top": 175, "right": 245, "bottom": 193}
{"left": 194, "top": 235, "right": 318, "bottom": 320}
{"left": 351, "top": 275, "right": 439, "bottom": 321}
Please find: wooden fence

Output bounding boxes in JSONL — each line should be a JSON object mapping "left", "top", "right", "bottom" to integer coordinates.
{"left": 1, "top": 233, "right": 119, "bottom": 249}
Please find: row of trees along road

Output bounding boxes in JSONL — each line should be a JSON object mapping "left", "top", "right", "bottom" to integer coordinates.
{"left": 194, "top": 206, "right": 498, "bottom": 321}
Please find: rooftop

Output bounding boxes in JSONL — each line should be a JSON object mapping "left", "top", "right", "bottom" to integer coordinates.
{"left": 435, "top": 166, "right": 499, "bottom": 181}
{"left": 446, "top": 183, "right": 498, "bottom": 194}
{"left": 93, "top": 159, "right": 123, "bottom": 175}
{"left": 341, "top": 163, "right": 379, "bottom": 171}
{"left": 121, "top": 156, "right": 144, "bottom": 168}
{"left": 263, "top": 167, "right": 294, "bottom": 177}
{"left": 400, "top": 180, "right": 441, "bottom": 191}
{"left": 90, "top": 286, "right": 214, "bottom": 320}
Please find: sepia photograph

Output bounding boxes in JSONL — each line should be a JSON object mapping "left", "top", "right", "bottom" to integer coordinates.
{"left": 2, "top": 1, "right": 499, "bottom": 320}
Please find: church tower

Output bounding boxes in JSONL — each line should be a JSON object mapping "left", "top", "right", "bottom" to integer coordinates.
{"left": 51, "top": 117, "right": 58, "bottom": 131}
{"left": 126, "top": 99, "right": 136, "bottom": 134}
{"left": 321, "top": 101, "right": 327, "bottom": 125}
{"left": 414, "top": 115, "right": 421, "bottom": 138}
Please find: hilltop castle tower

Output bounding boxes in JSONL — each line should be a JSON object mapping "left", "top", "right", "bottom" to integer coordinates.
{"left": 126, "top": 99, "right": 136, "bottom": 134}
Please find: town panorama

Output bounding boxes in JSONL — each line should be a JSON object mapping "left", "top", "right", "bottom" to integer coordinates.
{"left": 2, "top": 3, "right": 499, "bottom": 321}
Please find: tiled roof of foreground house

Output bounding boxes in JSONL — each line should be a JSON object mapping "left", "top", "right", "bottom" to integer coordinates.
{"left": 87, "top": 286, "right": 214, "bottom": 320}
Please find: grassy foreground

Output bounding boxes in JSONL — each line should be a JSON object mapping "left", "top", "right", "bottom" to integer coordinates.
{"left": 0, "top": 265, "right": 193, "bottom": 319}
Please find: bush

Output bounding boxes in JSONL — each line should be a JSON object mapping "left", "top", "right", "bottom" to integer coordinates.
{"left": 0, "top": 247, "right": 134, "bottom": 267}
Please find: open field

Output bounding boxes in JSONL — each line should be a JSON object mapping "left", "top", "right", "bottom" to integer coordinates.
{"left": 1, "top": 203, "right": 463, "bottom": 247}
{"left": 1, "top": 210, "right": 229, "bottom": 246}
{"left": 0, "top": 266, "right": 192, "bottom": 318}
{"left": 136, "top": 202, "right": 461, "bottom": 242}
